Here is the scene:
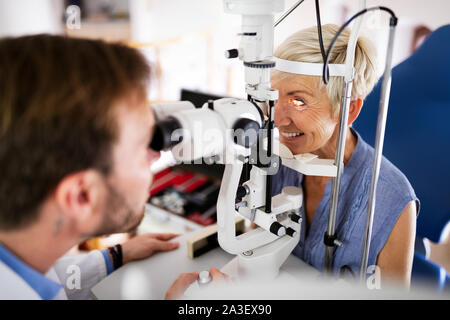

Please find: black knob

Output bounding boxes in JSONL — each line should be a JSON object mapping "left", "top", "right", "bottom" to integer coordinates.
{"left": 232, "top": 118, "right": 260, "bottom": 148}
{"left": 286, "top": 227, "right": 297, "bottom": 238}
{"left": 150, "top": 116, "right": 183, "bottom": 151}
{"left": 225, "top": 49, "right": 239, "bottom": 59}
{"left": 291, "top": 214, "right": 301, "bottom": 223}
{"left": 270, "top": 222, "right": 286, "bottom": 237}
{"left": 236, "top": 186, "right": 248, "bottom": 199}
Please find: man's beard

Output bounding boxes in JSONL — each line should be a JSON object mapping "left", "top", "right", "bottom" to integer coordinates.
{"left": 90, "top": 181, "right": 146, "bottom": 238}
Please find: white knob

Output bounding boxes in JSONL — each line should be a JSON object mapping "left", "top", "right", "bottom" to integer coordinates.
{"left": 198, "top": 270, "right": 212, "bottom": 286}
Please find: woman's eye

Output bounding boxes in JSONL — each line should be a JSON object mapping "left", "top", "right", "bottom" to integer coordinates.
{"left": 290, "top": 98, "right": 305, "bottom": 107}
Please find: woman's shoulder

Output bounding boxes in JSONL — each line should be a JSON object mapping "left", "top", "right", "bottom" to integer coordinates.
{"left": 355, "top": 131, "right": 418, "bottom": 206}
{"left": 379, "top": 156, "right": 416, "bottom": 199}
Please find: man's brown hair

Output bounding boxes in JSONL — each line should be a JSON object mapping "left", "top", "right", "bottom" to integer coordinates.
{"left": 0, "top": 34, "right": 150, "bottom": 230}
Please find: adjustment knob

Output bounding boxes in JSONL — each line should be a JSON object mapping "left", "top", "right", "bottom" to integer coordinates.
{"left": 291, "top": 214, "right": 301, "bottom": 223}
{"left": 286, "top": 227, "right": 297, "bottom": 238}
{"left": 224, "top": 49, "right": 239, "bottom": 59}
{"left": 236, "top": 185, "right": 249, "bottom": 199}
{"left": 270, "top": 222, "right": 286, "bottom": 237}
{"left": 198, "top": 270, "right": 212, "bottom": 286}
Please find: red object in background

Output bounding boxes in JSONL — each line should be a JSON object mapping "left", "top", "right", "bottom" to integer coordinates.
{"left": 149, "top": 169, "right": 178, "bottom": 196}
{"left": 187, "top": 212, "right": 215, "bottom": 226}
{"left": 184, "top": 177, "right": 208, "bottom": 193}
{"left": 149, "top": 169, "right": 208, "bottom": 196}
{"left": 154, "top": 168, "right": 171, "bottom": 181}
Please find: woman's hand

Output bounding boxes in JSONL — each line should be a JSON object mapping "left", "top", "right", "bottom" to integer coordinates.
{"left": 121, "top": 233, "right": 180, "bottom": 265}
{"left": 165, "top": 272, "right": 199, "bottom": 300}
{"left": 209, "top": 267, "right": 229, "bottom": 283}
{"left": 165, "top": 267, "right": 229, "bottom": 300}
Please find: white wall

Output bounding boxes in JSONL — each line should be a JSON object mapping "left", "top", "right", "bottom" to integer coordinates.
{"left": 129, "top": 0, "right": 243, "bottom": 100}
{"left": 83, "top": 0, "right": 130, "bottom": 16}
{"left": 129, "top": 0, "right": 238, "bottom": 43}
{"left": 2, "top": 0, "right": 447, "bottom": 100}
{"left": 0, "top": 0, "right": 63, "bottom": 37}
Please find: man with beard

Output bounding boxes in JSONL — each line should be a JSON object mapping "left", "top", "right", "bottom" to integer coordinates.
{"left": 0, "top": 34, "right": 223, "bottom": 300}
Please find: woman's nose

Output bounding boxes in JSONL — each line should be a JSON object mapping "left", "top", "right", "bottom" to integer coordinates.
{"left": 274, "top": 101, "right": 292, "bottom": 127}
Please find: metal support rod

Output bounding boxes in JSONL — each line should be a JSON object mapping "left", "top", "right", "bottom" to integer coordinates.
{"left": 274, "top": 0, "right": 305, "bottom": 28}
{"left": 322, "top": 1, "right": 366, "bottom": 275}
{"left": 265, "top": 101, "right": 275, "bottom": 213}
{"left": 359, "top": 25, "right": 396, "bottom": 282}
{"left": 324, "top": 81, "right": 353, "bottom": 273}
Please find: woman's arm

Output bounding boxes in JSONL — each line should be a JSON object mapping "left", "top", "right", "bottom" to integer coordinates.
{"left": 376, "top": 200, "right": 417, "bottom": 289}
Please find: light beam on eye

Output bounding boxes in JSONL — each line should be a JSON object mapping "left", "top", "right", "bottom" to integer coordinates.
{"left": 290, "top": 98, "right": 305, "bottom": 108}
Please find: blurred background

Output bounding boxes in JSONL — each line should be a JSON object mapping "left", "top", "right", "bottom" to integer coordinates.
{"left": 1, "top": 0, "right": 449, "bottom": 102}
{"left": 0, "top": 0, "right": 449, "bottom": 292}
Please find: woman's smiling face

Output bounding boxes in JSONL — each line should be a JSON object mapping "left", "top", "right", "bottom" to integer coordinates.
{"left": 272, "top": 73, "right": 339, "bottom": 155}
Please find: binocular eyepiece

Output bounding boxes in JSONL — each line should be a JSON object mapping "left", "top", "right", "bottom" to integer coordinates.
{"left": 149, "top": 98, "right": 264, "bottom": 165}
{"left": 150, "top": 116, "right": 183, "bottom": 151}
{"left": 150, "top": 113, "right": 260, "bottom": 152}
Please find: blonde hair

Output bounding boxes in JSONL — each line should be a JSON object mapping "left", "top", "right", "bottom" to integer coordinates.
{"left": 272, "top": 24, "right": 378, "bottom": 116}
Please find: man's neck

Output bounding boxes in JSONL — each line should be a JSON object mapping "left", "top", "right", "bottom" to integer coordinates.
{"left": 0, "top": 222, "right": 77, "bottom": 274}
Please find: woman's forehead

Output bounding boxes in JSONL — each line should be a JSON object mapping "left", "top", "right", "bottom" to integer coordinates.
{"left": 272, "top": 73, "right": 321, "bottom": 93}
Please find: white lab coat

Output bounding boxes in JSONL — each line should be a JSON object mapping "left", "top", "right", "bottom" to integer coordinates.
{"left": 0, "top": 250, "right": 108, "bottom": 300}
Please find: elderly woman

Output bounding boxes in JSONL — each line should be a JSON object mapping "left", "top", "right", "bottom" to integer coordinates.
{"left": 271, "top": 24, "right": 419, "bottom": 288}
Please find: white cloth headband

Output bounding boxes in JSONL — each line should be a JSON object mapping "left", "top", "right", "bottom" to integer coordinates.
{"left": 274, "top": 57, "right": 346, "bottom": 77}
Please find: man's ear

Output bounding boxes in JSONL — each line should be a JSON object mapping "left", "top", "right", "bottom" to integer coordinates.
{"left": 53, "top": 170, "right": 106, "bottom": 230}
{"left": 348, "top": 98, "right": 363, "bottom": 126}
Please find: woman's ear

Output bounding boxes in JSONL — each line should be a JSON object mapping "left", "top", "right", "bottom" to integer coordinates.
{"left": 348, "top": 98, "right": 363, "bottom": 126}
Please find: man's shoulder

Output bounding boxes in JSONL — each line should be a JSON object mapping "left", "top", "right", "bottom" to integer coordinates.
{"left": 0, "top": 260, "right": 41, "bottom": 300}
